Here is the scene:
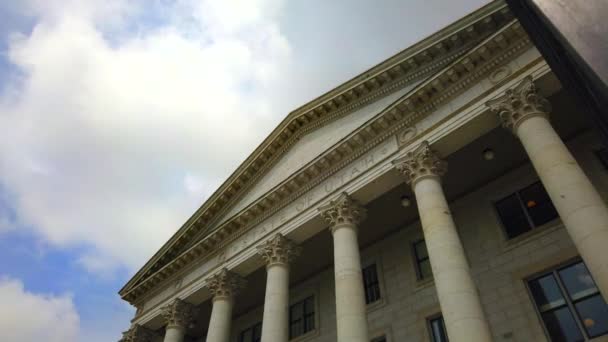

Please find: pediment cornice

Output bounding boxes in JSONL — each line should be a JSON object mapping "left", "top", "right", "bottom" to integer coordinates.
{"left": 120, "top": 1, "right": 521, "bottom": 304}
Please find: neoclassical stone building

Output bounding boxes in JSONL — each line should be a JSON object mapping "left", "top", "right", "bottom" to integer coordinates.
{"left": 119, "top": 1, "right": 608, "bottom": 341}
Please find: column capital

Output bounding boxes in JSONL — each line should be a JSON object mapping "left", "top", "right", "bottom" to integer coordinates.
{"left": 121, "top": 324, "right": 158, "bottom": 342}
{"left": 161, "top": 298, "right": 197, "bottom": 329}
{"left": 392, "top": 141, "right": 447, "bottom": 186}
{"left": 318, "top": 192, "right": 366, "bottom": 231}
{"left": 486, "top": 76, "right": 551, "bottom": 133}
{"left": 257, "top": 233, "right": 302, "bottom": 267}
{"left": 205, "top": 268, "right": 246, "bottom": 300}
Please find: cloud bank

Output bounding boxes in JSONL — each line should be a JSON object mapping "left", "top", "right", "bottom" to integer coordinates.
{"left": 0, "top": 0, "right": 290, "bottom": 273}
{"left": 0, "top": 0, "right": 490, "bottom": 340}
{"left": 0, "top": 277, "right": 79, "bottom": 341}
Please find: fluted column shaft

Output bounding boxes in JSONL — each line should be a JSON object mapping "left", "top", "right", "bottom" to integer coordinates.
{"left": 319, "top": 193, "right": 369, "bottom": 342}
{"left": 488, "top": 76, "right": 608, "bottom": 297}
{"left": 257, "top": 234, "right": 301, "bottom": 342}
{"left": 393, "top": 142, "right": 492, "bottom": 342}
{"left": 205, "top": 269, "right": 246, "bottom": 342}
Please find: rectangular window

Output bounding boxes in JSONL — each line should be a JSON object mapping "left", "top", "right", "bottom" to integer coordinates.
{"left": 413, "top": 239, "right": 432, "bottom": 280}
{"left": 527, "top": 260, "right": 608, "bottom": 341}
{"left": 239, "top": 322, "right": 262, "bottom": 342}
{"left": 595, "top": 148, "right": 608, "bottom": 170}
{"left": 289, "top": 296, "right": 315, "bottom": 339}
{"left": 362, "top": 264, "right": 381, "bottom": 304}
{"left": 495, "top": 181, "right": 558, "bottom": 239}
{"left": 428, "top": 314, "right": 448, "bottom": 342}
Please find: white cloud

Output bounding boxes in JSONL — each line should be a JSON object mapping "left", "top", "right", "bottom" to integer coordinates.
{"left": 0, "top": 0, "right": 290, "bottom": 272}
{"left": 0, "top": 0, "right": 492, "bottom": 340}
{"left": 184, "top": 173, "right": 205, "bottom": 195}
{"left": 0, "top": 277, "right": 79, "bottom": 342}
{"left": 0, "top": 0, "right": 491, "bottom": 277}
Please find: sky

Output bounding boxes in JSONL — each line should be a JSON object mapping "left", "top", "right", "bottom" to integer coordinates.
{"left": 0, "top": 0, "right": 488, "bottom": 340}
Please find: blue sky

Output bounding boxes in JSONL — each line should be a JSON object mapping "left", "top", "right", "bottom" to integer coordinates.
{"left": 0, "top": 0, "right": 488, "bottom": 340}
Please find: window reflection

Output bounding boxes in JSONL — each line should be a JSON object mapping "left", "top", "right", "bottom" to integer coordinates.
{"left": 428, "top": 315, "right": 448, "bottom": 342}
{"left": 495, "top": 181, "right": 558, "bottom": 239}
{"left": 528, "top": 261, "right": 608, "bottom": 341}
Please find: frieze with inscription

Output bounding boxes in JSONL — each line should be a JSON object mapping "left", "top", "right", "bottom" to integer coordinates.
{"left": 225, "top": 137, "right": 397, "bottom": 259}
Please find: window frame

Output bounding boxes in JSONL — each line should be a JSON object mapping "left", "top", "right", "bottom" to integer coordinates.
{"left": 493, "top": 180, "right": 559, "bottom": 240}
{"left": 369, "top": 327, "right": 393, "bottom": 342}
{"left": 370, "top": 336, "right": 387, "bottom": 342}
{"left": 362, "top": 263, "right": 382, "bottom": 305}
{"left": 595, "top": 147, "right": 608, "bottom": 170}
{"left": 525, "top": 259, "right": 608, "bottom": 341}
{"left": 412, "top": 239, "right": 432, "bottom": 281}
{"left": 289, "top": 295, "right": 316, "bottom": 340}
{"left": 426, "top": 313, "right": 449, "bottom": 342}
{"left": 238, "top": 321, "right": 262, "bottom": 342}
{"left": 361, "top": 256, "right": 388, "bottom": 312}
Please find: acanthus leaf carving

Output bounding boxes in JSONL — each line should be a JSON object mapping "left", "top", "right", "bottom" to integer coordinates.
{"left": 256, "top": 234, "right": 302, "bottom": 267}
{"left": 161, "top": 298, "right": 197, "bottom": 329}
{"left": 485, "top": 76, "right": 551, "bottom": 133}
{"left": 121, "top": 324, "right": 158, "bottom": 342}
{"left": 318, "top": 192, "right": 367, "bottom": 230}
{"left": 392, "top": 141, "right": 447, "bottom": 186}
{"left": 205, "top": 268, "right": 246, "bottom": 300}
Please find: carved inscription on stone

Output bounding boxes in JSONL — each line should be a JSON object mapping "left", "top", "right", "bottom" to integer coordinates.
{"left": 225, "top": 137, "right": 397, "bottom": 259}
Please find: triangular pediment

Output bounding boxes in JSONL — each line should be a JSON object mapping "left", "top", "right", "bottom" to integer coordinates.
{"left": 120, "top": 1, "right": 518, "bottom": 303}
{"left": 217, "top": 80, "right": 424, "bottom": 226}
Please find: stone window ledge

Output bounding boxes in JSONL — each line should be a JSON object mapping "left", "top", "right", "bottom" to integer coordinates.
{"left": 500, "top": 219, "right": 564, "bottom": 252}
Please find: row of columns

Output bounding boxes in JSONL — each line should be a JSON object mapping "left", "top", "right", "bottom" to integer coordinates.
{"left": 123, "top": 76, "right": 608, "bottom": 342}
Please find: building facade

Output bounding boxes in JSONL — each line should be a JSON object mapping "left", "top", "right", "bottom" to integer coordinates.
{"left": 119, "top": 1, "right": 608, "bottom": 342}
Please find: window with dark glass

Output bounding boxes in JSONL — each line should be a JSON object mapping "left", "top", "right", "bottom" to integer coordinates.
{"left": 239, "top": 322, "right": 262, "bottom": 342}
{"left": 595, "top": 148, "right": 608, "bottom": 170}
{"left": 527, "top": 260, "right": 608, "bottom": 341}
{"left": 495, "top": 181, "right": 558, "bottom": 239}
{"left": 428, "top": 314, "right": 448, "bottom": 342}
{"left": 289, "top": 296, "right": 315, "bottom": 339}
{"left": 362, "top": 264, "right": 381, "bottom": 304}
{"left": 413, "top": 239, "right": 432, "bottom": 280}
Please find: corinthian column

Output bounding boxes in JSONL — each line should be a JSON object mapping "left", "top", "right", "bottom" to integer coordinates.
{"left": 205, "top": 268, "right": 246, "bottom": 342}
{"left": 121, "top": 324, "right": 158, "bottom": 342}
{"left": 257, "top": 234, "right": 302, "bottom": 342}
{"left": 161, "top": 298, "right": 197, "bottom": 342}
{"left": 487, "top": 76, "right": 608, "bottom": 297}
{"left": 319, "top": 193, "right": 369, "bottom": 342}
{"left": 393, "top": 142, "right": 492, "bottom": 342}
